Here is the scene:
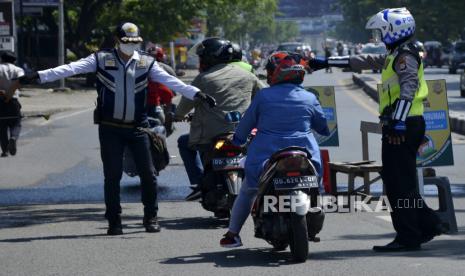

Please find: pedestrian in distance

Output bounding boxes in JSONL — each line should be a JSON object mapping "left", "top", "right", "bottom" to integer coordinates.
{"left": 0, "top": 51, "right": 24, "bottom": 157}
{"left": 309, "top": 7, "right": 448, "bottom": 252}
{"left": 20, "top": 22, "right": 216, "bottom": 236}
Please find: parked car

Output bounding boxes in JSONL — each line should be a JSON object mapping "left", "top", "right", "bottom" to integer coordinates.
{"left": 441, "top": 43, "right": 452, "bottom": 67}
{"left": 459, "top": 64, "right": 465, "bottom": 97}
{"left": 449, "top": 41, "right": 465, "bottom": 74}
{"left": 424, "top": 41, "right": 443, "bottom": 68}
{"left": 360, "top": 43, "right": 387, "bottom": 73}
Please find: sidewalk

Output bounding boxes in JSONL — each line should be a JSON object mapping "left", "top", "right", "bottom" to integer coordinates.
{"left": 352, "top": 73, "right": 465, "bottom": 135}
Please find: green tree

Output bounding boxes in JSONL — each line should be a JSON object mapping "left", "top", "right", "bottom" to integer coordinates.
{"left": 336, "top": 0, "right": 465, "bottom": 43}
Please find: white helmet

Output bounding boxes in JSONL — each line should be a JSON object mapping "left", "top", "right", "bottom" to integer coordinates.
{"left": 365, "top": 7, "right": 415, "bottom": 46}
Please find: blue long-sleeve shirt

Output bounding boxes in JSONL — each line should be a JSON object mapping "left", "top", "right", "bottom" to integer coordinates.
{"left": 232, "top": 83, "right": 329, "bottom": 189}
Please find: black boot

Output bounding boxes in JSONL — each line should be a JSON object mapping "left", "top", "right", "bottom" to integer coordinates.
{"left": 143, "top": 216, "right": 161, "bottom": 233}
{"left": 107, "top": 216, "right": 123, "bottom": 236}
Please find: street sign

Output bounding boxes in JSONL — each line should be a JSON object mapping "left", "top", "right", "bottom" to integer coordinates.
{"left": 377, "top": 79, "right": 454, "bottom": 167}
{"left": 305, "top": 86, "right": 339, "bottom": 147}
{"left": 0, "top": 1, "right": 13, "bottom": 36}
{"left": 22, "top": 0, "right": 59, "bottom": 6}
{"left": 0, "top": 36, "right": 13, "bottom": 51}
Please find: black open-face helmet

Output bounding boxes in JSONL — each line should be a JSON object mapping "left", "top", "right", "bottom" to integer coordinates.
{"left": 190, "top": 37, "right": 233, "bottom": 70}
{"left": 230, "top": 42, "right": 242, "bottom": 61}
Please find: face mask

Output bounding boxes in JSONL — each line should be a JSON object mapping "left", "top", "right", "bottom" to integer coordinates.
{"left": 119, "top": 43, "right": 140, "bottom": 56}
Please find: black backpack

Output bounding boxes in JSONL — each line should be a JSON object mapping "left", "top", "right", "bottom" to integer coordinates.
{"left": 138, "top": 127, "right": 170, "bottom": 174}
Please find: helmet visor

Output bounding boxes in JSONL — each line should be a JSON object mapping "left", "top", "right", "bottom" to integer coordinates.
{"left": 372, "top": 29, "right": 382, "bottom": 44}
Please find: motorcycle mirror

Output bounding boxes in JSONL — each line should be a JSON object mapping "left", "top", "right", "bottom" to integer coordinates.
{"left": 225, "top": 111, "right": 242, "bottom": 123}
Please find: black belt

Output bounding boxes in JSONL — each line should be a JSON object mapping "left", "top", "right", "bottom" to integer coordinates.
{"left": 100, "top": 120, "right": 136, "bottom": 129}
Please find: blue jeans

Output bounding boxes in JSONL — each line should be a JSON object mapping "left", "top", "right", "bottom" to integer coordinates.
{"left": 177, "top": 134, "right": 203, "bottom": 185}
{"left": 229, "top": 178, "right": 257, "bottom": 234}
{"left": 99, "top": 124, "right": 158, "bottom": 220}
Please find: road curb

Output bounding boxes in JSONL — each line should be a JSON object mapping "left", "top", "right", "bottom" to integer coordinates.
{"left": 352, "top": 73, "right": 465, "bottom": 135}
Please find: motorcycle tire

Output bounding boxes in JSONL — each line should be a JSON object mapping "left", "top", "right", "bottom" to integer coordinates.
{"left": 289, "top": 213, "right": 309, "bottom": 262}
{"left": 271, "top": 241, "right": 288, "bottom": 251}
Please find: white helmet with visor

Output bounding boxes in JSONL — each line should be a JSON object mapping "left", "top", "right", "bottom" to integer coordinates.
{"left": 365, "top": 7, "right": 415, "bottom": 46}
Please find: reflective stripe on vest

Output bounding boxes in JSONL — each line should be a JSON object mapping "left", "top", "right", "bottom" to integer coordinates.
{"left": 96, "top": 50, "right": 154, "bottom": 123}
{"left": 379, "top": 54, "right": 428, "bottom": 116}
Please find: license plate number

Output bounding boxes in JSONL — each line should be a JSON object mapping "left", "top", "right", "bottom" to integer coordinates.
{"left": 272, "top": 175, "right": 319, "bottom": 190}
{"left": 212, "top": 157, "right": 241, "bottom": 170}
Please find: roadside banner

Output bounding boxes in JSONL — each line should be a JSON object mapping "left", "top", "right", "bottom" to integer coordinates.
{"left": 377, "top": 79, "right": 454, "bottom": 167}
{"left": 305, "top": 86, "right": 339, "bottom": 147}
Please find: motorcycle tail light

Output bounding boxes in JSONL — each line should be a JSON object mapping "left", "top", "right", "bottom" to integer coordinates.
{"left": 276, "top": 155, "right": 309, "bottom": 172}
{"left": 215, "top": 140, "right": 226, "bottom": 150}
{"left": 286, "top": 171, "right": 301, "bottom": 177}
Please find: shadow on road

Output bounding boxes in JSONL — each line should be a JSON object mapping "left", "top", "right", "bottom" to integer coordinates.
{"left": 160, "top": 216, "right": 228, "bottom": 230}
{"left": 0, "top": 205, "right": 139, "bottom": 229}
{"left": 159, "top": 248, "right": 297, "bottom": 267}
{"left": 311, "top": 239, "right": 465, "bottom": 260}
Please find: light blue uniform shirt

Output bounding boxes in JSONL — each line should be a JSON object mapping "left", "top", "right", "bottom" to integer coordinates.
{"left": 232, "top": 83, "right": 330, "bottom": 189}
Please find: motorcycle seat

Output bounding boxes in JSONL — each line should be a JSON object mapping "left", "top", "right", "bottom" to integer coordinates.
{"left": 269, "top": 146, "right": 311, "bottom": 163}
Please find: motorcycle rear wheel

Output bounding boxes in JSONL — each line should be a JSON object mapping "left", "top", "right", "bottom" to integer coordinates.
{"left": 289, "top": 213, "right": 309, "bottom": 262}
{"left": 271, "top": 241, "right": 288, "bottom": 251}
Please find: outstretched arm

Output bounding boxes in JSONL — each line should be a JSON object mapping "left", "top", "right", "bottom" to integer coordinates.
{"left": 308, "top": 54, "right": 386, "bottom": 72}
{"left": 149, "top": 62, "right": 199, "bottom": 100}
{"left": 38, "top": 54, "right": 97, "bottom": 83}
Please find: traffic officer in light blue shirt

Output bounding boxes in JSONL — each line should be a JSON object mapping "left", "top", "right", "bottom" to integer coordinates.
{"left": 24, "top": 22, "right": 216, "bottom": 235}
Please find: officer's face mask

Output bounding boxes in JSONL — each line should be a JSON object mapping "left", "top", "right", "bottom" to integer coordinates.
{"left": 119, "top": 42, "right": 140, "bottom": 56}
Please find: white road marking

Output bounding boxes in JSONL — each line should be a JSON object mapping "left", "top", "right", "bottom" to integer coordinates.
{"left": 338, "top": 78, "right": 379, "bottom": 116}
{"left": 39, "top": 107, "right": 94, "bottom": 126}
{"left": 21, "top": 107, "right": 93, "bottom": 136}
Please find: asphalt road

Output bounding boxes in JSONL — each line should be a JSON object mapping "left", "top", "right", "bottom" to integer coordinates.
{"left": 1, "top": 69, "right": 464, "bottom": 275}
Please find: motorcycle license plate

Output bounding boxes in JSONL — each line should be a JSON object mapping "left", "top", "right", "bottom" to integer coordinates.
{"left": 212, "top": 157, "right": 241, "bottom": 170}
{"left": 272, "top": 175, "right": 319, "bottom": 190}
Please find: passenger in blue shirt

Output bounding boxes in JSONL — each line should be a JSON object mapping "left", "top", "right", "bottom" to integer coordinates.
{"left": 220, "top": 51, "right": 330, "bottom": 248}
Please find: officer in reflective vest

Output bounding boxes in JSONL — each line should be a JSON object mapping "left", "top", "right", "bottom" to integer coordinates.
{"left": 23, "top": 22, "right": 216, "bottom": 236}
{"left": 309, "top": 8, "right": 447, "bottom": 251}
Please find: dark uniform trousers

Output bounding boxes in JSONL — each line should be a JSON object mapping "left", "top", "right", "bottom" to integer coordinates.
{"left": 0, "top": 98, "right": 21, "bottom": 153}
{"left": 382, "top": 116, "right": 441, "bottom": 246}
{"left": 98, "top": 124, "right": 158, "bottom": 221}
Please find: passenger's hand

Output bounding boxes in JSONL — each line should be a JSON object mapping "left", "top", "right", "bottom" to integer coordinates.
{"left": 194, "top": 92, "right": 216, "bottom": 108}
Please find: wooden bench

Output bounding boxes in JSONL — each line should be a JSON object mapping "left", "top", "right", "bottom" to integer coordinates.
{"left": 328, "top": 121, "right": 383, "bottom": 195}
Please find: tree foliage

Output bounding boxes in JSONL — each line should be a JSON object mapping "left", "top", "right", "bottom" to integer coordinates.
{"left": 48, "top": 0, "right": 293, "bottom": 58}
{"left": 335, "top": 0, "right": 465, "bottom": 43}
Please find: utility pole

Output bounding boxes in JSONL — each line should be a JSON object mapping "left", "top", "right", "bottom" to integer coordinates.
{"left": 57, "top": 0, "right": 65, "bottom": 89}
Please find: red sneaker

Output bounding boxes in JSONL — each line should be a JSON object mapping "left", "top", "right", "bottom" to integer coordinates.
{"left": 220, "top": 232, "right": 243, "bottom": 248}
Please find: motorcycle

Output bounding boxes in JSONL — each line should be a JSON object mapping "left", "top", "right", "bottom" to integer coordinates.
{"left": 199, "top": 111, "right": 246, "bottom": 218}
{"left": 251, "top": 146, "right": 324, "bottom": 262}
